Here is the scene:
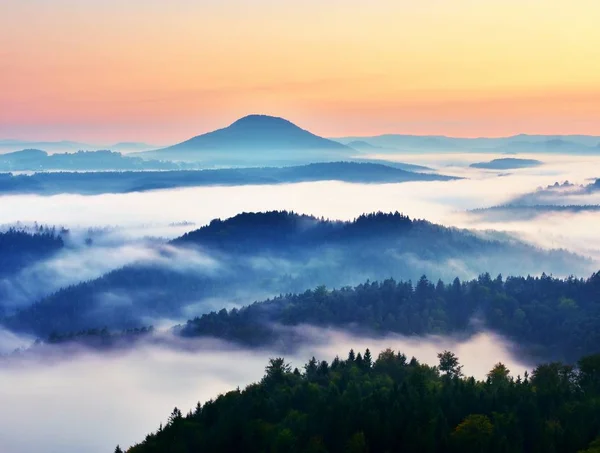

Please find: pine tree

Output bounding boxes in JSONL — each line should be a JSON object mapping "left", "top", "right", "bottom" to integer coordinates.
{"left": 363, "top": 348, "right": 372, "bottom": 368}
{"left": 348, "top": 349, "right": 356, "bottom": 362}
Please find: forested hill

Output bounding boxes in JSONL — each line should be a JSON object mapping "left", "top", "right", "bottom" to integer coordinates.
{"left": 0, "top": 162, "right": 454, "bottom": 196}
{"left": 0, "top": 227, "right": 65, "bottom": 277}
{"left": 3, "top": 211, "right": 592, "bottom": 337}
{"left": 173, "top": 211, "right": 416, "bottom": 249}
{"left": 181, "top": 272, "right": 600, "bottom": 363}
{"left": 121, "top": 348, "right": 600, "bottom": 453}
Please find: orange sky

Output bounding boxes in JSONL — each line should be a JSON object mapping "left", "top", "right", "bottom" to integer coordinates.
{"left": 1, "top": 0, "right": 600, "bottom": 143}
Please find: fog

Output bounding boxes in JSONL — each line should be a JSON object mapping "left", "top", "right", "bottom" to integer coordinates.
{"left": 0, "top": 329, "right": 530, "bottom": 453}
{"left": 452, "top": 210, "right": 600, "bottom": 260}
{"left": 1, "top": 152, "right": 599, "bottom": 262}
{"left": 0, "top": 233, "right": 221, "bottom": 310}
{"left": 0, "top": 151, "right": 599, "bottom": 452}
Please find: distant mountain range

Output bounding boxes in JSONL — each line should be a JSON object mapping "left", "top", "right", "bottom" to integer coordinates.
{"left": 136, "top": 115, "right": 354, "bottom": 164}
{"left": 5, "top": 117, "right": 600, "bottom": 165}
{"left": 0, "top": 149, "right": 193, "bottom": 172}
{"left": 334, "top": 134, "right": 600, "bottom": 154}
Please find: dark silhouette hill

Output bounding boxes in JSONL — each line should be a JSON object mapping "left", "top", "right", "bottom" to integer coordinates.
{"left": 0, "top": 162, "right": 454, "bottom": 195}
{"left": 138, "top": 115, "right": 354, "bottom": 163}
{"left": 3, "top": 211, "right": 590, "bottom": 336}
{"left": 123, "top": 346, "right": 600, "bottom": 453}
{"left": 0, "top": 227, "right": 64, "bottom": 279}
{"left": 470, "top": 158, "right": 543, "bottom": 170}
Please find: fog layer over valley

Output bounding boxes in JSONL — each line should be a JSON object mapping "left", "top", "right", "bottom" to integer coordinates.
{"left": 1, "top": 150, "right": 599, "bottom": 453}
{"left": 1, "top": 151, "right": 600, "bottom": 258}
{"left": 0, "top": 330, "right": 529, "bottom": 453}
{"left": 2, "top": 211, "right": 591, "bottom": 337}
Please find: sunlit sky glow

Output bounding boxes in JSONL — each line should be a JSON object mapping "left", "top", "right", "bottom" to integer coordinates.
{"left": 2, "top": 0, "right": 600, "bottom": 143}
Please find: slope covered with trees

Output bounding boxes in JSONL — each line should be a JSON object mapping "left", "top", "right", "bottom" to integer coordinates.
{"left": 0, "top": 162, "right": 453, "bottom": 195}
{"left": 0, "top": 226, "right": 65, "bottom": 277}
{"left": 2, "top": 212, "right": 590, "bottom": 337}
{"left": 182, "top": 272, "right": 600, "bottom": 363}
{"left": 122, "top": 348, "right": 600, "bottom": 453}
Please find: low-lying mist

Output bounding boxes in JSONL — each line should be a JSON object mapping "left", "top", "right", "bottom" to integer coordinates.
{"left": 0, "top": 152, "right": 598, "bottom": 261}
{"left": 0, "top": 329, "right": 530, "bottom": 453}
{"left": 0, "top": 226, "right": 219, "bottom": 311}
{"left": 0, "top": 151, "right": 598, "bottom": 453}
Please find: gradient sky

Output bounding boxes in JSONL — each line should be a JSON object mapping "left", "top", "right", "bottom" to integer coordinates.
{"left": 1, "top": 0, "right": 600, "bottom": 143}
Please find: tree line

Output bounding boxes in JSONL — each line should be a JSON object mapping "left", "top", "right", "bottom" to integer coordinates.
{"left": 182, "top": 271, "right": 600, "bottom": 363}
{"left": 121, "top": 348, "right": 600, "bottom": 453}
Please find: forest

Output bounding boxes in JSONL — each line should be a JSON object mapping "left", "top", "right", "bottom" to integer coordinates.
{"left": 122, "top": 348, "right": 600, "bottom": 453}
{"left": 0, "top": 227, "right": 65, "bottom": 278}
{"left": 469, "top": 158, "right": 543, "bottom": 170}
{"left": 0, "top": 162, "right": 454, "bottom": 195}
{"left": 1, "top": 212, "right": 590, "bottom": 337}
{"left": 9, "top": 270, "right": 600, "bottom": 366}
{"left": 181, "top": 271, "right": 600, "bottom": 363}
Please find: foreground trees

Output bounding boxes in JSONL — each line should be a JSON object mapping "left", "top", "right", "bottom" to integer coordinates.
{"left": 123, "top": 349, "right": 600, "bottom": 453}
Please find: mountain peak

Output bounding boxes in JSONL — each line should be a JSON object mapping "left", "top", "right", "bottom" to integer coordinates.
{"left": 140, "top": 114, "right": 351, "bottom": 162}
{"left": 229, "top": 114, "right": 296, "bottom": 128}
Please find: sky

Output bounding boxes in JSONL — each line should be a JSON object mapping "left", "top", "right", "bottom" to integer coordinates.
{"left": 2, "top": 0, "right": 600, "bottom": 143}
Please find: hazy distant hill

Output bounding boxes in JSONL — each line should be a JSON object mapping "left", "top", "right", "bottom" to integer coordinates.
{"left": 0, "top": 149, "right": 183, "bottom": 172}
{"left": 138, "top": 115, "right": 354, "bottom": 163}
{"left": 500, "top": 139, "right": 595, "bottom": 154}
{"left": 0, "top": 162, "right": 456, "bottom": 195}
{"left": 346, "top": 140, "right": 381, "bottom": 150}
{"left": 0, "top": 140, "right": 156, "bottom": 154}
{"left": 470, "top": 158, "right": 543, "bottom": 170}
{"left": 0, "top": 227, "right": 64, "bottom": 280}
{"left": 504, "top": 179, "right": 600, "bottom": 206}
{"left": 467, "top": 204, "right": 600, "bottom": 222}
{"left": 333, "top": 134, "right": 600, "bottom": 154}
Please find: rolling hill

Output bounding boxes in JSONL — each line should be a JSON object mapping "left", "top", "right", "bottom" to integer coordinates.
{"left": 0, "top": 162, "right": 455, "bottom": 195}
{"left": 2, "top": 211, "right": 591, "bottom": 336}
{"left": 470, "top": 158, "right": 543, "bottom": 170}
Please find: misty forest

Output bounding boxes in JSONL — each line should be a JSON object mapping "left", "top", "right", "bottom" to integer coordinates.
{"left": 1, "top": 89, "right": 600, "bottom": 453}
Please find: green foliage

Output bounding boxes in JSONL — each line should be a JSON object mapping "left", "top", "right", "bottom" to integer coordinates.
{"left": 123, "top": 349, "right": 600, "bottom": 453}
{"left": 182, "top": 271, "right": 600, "bottom": 363}
{"left": 438, "top": 350, "right": 463, "bottom": 378}
{"left": 579, "top": 438, "right": 600, "bottom": 453}
{"left": 451, "top": 414, "right": 493, "bottom": 453}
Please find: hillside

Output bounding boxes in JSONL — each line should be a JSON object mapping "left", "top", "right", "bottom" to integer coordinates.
{"left": 0, "top": 162, "right": 454, "bottom": 195}
{"left": 0, "top": 227, "right": 65, "bottom": 278}
{"left": 0, "top": 140, "right": 156, "bottom": 154}
{"left": 180, "top": 272, "right": 600, "bottom": 362}
{"left": 470, "top": 158, "right": 543, "bottom": 170}
{"left": 0, "top": 149, "right": 181, "bottom": 172}
{"left": 505, "top": 179, "right": 600, "bottom": 206}
{"left": 3, "top": 211, "right": 591, "bottom": 336}
{"left": 333, "top": 134, "right": 600, "bottom": 154}
{"left": 138, "top": 115, "right": 354, "bottom": 163}
{"left": 122, "top": 349, "right": 600, "bottom": 453}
